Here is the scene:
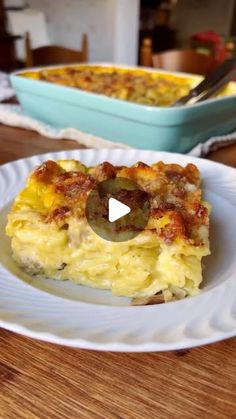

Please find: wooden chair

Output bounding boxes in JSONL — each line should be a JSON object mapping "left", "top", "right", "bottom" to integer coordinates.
{"left": 139, "top": 37, "right": 153, "bottom": 68}
{"left": 25, "top": 32, "right": 88, "bottom": 67}
{"left": 140, "top": 38, "right": 219, "bottom": 75}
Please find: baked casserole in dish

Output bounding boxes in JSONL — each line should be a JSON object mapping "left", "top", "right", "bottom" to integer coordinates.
{"left": 10, "top": 64, "right": 236, "bottom": 152}
{"left": 20, "top": 65, "right": 195, "bottom": 107}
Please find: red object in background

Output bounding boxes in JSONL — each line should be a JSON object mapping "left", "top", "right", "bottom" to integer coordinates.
{"left": 190, "top": 31, "right": 226, "bottom": 61}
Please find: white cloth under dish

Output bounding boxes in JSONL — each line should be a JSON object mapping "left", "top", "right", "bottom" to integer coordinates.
{"left": 188, "top": 132, "right": 236, "bottom": 157}
{"left": 0, "top": 104, "right": 128, "bottom": 149}
{"left": 0, "top": 74, "right": 15, "bottom": 102}
{"left": 0, "top": 103, "right": 235, "bottom": 157}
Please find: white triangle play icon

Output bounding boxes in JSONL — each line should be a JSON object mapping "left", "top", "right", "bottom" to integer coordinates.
{"left": 108, "top": 197, "right": 131, "bottom": 222}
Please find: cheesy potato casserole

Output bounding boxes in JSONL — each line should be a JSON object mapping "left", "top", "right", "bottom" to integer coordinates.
{"left": 20, "top": 65, "right": 236, "bottom": 108}
{"left": 20, "top": 65, "right": 194, "bottom": 106}
{"left": 6, "top": 159, "right": 210, "bottom": 302}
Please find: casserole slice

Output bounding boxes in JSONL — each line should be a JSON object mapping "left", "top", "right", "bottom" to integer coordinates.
{"left": 6, "top": 159, "right": 210, "bottom": 302}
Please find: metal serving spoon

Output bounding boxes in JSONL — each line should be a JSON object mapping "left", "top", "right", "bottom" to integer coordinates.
{"left": 172, "top": 58, "right": 236, "bottom": 107}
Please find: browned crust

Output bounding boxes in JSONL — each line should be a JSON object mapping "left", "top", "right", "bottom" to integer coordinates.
{"left": 30, "top": 159, "right": 208, "bottom": 246}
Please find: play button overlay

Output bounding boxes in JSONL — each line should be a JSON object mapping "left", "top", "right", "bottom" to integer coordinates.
{"left": 85, "top": 177, "right": 150, "bottom": 242}
{"left": 108, "top": 197, "right": 131, "bottom": 222}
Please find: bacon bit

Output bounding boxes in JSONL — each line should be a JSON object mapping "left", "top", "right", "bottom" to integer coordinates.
{"left": 33, "top": 160, "right": 62, "bottom": 183}
{"left": 173, "top": 187, "right": 186, "bottom": 198}
{"left": 45, "top": 206, "right": 70, "bottom": 223}
{"left": 55, "top": 172, "right": 95, "bottom": 197}
{"left": 160, "top": 228, "right": 176, "bottom": 244}
{"left": 94, "top": 162, "right": 117, "bottom": 181}
{"left": 184, "top": 163, "right": 200, "bottom": 186}
{"left": 165, "top": 170, "right": 184, "bottom": 181}
{"left": 115, "top": 189, "right": 150, "bottom": 211}
{"left": 171, "top": 212, "right": 186, "bottom": 235}
{"left": 134, "top": 162, "right": 150, "bottom": 170}
{"left": 158, "top": 202, "right": 176, "bottom": 211}
{"left": 151, "top": 202, "right": 175, "bottom": 218}
{"left": 160, "top": 211, "right": 186, "bottom": 244}
{"left": 152, "top": 161, "right": 165, "bottom": 173}
{"left": 195, "top": 203, "right": 207, "bottom": 219}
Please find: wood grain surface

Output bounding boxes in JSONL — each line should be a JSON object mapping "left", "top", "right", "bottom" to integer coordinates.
{"left": 0, "top": 124, "right": 236, "bottom": 419}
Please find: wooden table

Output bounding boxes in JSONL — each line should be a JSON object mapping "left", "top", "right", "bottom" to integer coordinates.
{"left": 0, "top": 124, "right": 236, "bottom": 419}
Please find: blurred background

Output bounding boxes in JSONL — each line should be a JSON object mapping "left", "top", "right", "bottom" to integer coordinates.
{"left": 0, "top": 0, "right": 236, "bottom": 71}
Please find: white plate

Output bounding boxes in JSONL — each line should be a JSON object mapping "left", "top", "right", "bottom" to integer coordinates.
{"left": 0, "top": 149, "right": 236, "bottom": 352}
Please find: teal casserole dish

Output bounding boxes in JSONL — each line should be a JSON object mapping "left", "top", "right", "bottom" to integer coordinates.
{"left": 10, "top": 64, "right": 236, "bottom": 153}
